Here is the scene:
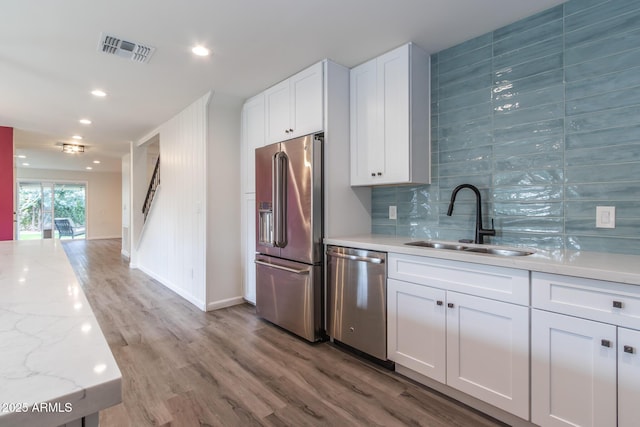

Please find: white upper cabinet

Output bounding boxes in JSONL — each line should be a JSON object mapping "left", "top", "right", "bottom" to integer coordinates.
{"left": 241, "top": 93, "right": 266, "bottom": 194}
{"left": 265, "top": 61, "right": 324, "bottom": 143}
{"left": 350, "top": 43, "right": 431, "bottom": 186}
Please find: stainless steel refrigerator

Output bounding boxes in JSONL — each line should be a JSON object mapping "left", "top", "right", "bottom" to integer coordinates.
{"left": 255, "top": 133, "right": 323, "bottom": 342}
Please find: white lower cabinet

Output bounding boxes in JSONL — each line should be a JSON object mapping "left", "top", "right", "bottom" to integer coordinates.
{"left": 388, "top": 278, "right": 446, "bottom": 382}
{"left": 531, "top": 272, "right": 640, "bottom": 427}
{"left": 386, "top": 254, "right": 640, "bottom": 425}
{"left": 531, "top": 310, "right": 617, "bottom": 427}
{"left": 387, "top": 254, "right": 530, "bottom": 419}
{"left": 447, "top": 291, "right": 529, "bottom": 418}
{"left": 619, "top": 327, "right": 640, "bottom": 427}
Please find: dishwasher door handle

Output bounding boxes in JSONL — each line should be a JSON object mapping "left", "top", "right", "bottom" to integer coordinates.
{"left": 255, "top": 259, "right": 310, "bottom": 275}
{"left": 326, "top": 250, "right": 385, "bottom": 264}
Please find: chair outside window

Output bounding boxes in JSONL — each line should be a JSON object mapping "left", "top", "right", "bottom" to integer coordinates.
{"left": 54, "top": 218, "right": 86, "bottom": 239}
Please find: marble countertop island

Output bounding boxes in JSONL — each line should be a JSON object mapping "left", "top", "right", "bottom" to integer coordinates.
{"left": 325, "top": 234, "right": 640, "bottom": 286}
{"left": 0, "top": 240, "right": 121, "bottom": 427}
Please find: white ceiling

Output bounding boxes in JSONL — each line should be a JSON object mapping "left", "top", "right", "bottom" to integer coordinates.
{"left": 1, "top": 0, "right": 566, "bottom": 173}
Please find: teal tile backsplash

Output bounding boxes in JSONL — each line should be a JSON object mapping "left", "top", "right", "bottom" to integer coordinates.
{"left": 372, "top": 0, "right": 640, "bottom": 255}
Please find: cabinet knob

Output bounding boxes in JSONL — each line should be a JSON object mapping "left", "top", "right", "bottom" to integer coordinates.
{"left": 377, "top": 172, "right": 382, "bottom": 176}
{"left": 436, "top": 300, "right": 443, "bottom": 306}
{"left": 624, "top": 345, "right": 635, "bottom": 354}
{"left": 285, "top": 129, "right": 290, "bottom": 134}
{"left": 371, "top": 173, "right": 376, "bottom": 177}
{"left": 289, "top": 128, "right": 294, "bottom": 132}
{"left": 601, "top": 339, "right": 612, "bottom": 348}
{"left": 613, "top": 301, "right": 623, "bottom": 309}
{"left": 447, "top": 303, "right": 454, "bottom": 308}
{"left": 349, "top": 326, "right": 355, "bottom": 333}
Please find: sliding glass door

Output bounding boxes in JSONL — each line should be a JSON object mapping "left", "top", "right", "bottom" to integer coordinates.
{"left": 16, "top": 181, "right": 87, "bottom": 240}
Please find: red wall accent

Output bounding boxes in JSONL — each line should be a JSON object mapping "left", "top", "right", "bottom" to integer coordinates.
{"left": 0, "top": 126, "right": 14, "bottom": 240}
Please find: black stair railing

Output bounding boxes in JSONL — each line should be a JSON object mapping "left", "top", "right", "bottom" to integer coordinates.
{"left": 142, "top": 156, "right": 160, "bottom": 222}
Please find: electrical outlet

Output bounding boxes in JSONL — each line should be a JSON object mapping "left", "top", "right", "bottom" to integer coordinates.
{"left": 596, "top": 206, "right": 615, "bottom": 228}
{"left": 389, "top": 205, "right": 397, "bottom": 220}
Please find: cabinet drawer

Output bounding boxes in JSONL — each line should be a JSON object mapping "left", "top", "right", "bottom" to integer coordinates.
{"left": 388, "top": 253, "right": 529, "bottom": 305}
{"left": 532, "top": 272, "right": 640, "bottom": 329}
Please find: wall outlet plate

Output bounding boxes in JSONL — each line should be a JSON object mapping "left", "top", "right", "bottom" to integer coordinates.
{"left": 389, "top": 205, "right": 397, "bottom": 220}
{"left": 596, "top": 206, "right": 615, "bottom": 228}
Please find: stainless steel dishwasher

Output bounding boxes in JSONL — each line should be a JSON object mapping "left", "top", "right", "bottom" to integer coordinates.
{"left": 326, "top": 246, "right": 388, "bottom": 361}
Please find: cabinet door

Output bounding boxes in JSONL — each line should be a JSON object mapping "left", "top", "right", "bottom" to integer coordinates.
{"left": 446, "top": 292, "right": 529, "bottom": 419}
{"left": 242, "top": 194, "right": 257, "bottom": 304}
{"left": 265, "top": 79, "right": 290, "bottom": 143}
{"left": 619, "top": 327, "right": 640, "bottom": 427}
{"left": 376, "top": 44, "right": 409, "bottom": 184}
{"left": 387, "top": 278, "right": 446, "bottom": 382}
{"left": 242, "top": 94, "right": 265, "bottom": 193}
{"left": 290, "top": 61, "right": 323, "bottom": 139}
{"left": 349, "top": 60, "right": 382, "bottom": 185}
{"left": 350, "top": 59, "right": 377, "bottom": 186}
{"left": 531, "top": 310, "right": 616, "bottom": 427}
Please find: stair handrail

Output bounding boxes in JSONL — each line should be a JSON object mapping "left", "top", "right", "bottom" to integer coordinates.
{"left": 142, "top": 156, "right": 160, "bottom": 221}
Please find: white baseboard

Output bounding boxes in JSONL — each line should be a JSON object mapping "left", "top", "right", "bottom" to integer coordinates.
{"left": 121, "top": 249, "right": 130, "bottom": 259}
{"left": 136, "top": 264, "right": 207, "bottom": 311}
{"left": 206, "top": 296, "right": 245, "bottom": 312}
{"left": 87, "top": 235, "right": 121, "bottom": 240}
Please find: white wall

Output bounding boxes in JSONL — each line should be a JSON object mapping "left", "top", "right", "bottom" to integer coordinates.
{"left": 205, "top": 92, "right": 244, "bottom": 310}
{"left": 17, "top": 168, "right": 121, "bottom": 239}
{"left": 121, "top": 153, "right": 131, "bottom": 257}
{"left": 131, "top": 91, "right": 244, "bottom": 312}
{"left": 133, "top": 92, "right": 210, "bottom": 309}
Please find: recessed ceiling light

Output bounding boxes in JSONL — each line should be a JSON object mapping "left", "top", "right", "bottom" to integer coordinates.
{"left": 91, "top": 89, "right": 107, "bottom": 97}
{"left": 14, "top": 154, "right": 26, "bottom": 159}
{"left": 72, "top": 135, "right": 83, "bottom": 140}
{"left": 22, "top": 163, "right": 30, "bottom": 166}
{"left": 86, "top": 166, "right": 93, "bottom": 170}
{"left": 192, "top": 45, "right": 210, "bottom": 56}
{"left": 93, "top": 160, "right": 101, "bottom": 164}
{"left": 79, "top": 119, "right": 92, "bottom": 125}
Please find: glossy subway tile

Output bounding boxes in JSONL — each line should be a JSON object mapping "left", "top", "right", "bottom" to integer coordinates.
{"left": 565, "top": 28, "right": 640, "bottom": 67}
{"left": 566, "top": 8, "right": 640, "bottom": 49}
{"left": 370, "top": 0, "right": 640, "bottom": 255}
{"left": 493, "top": 5, "right": 564, "bottom": 41}
{"left": 494, "top": 20, "right": 563, "bottom": 57}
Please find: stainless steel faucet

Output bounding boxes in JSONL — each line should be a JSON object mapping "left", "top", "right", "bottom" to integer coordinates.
{"left": 447, "top": 184, "right": 496, "bottom": 244}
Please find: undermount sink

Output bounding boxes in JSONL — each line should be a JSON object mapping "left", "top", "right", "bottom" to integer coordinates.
{"left": 404, "top": 241, "right": 468, "bottom": 251}
{"left": 404, "top": 241, "right": 534, "bottom": 257}
{"left": 462, "top": 247, "right": 534, "bottom": 257}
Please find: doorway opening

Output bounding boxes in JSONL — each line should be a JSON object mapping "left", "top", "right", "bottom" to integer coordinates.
{"left": 16, "top": 181, "right": 87, "bottom": 240}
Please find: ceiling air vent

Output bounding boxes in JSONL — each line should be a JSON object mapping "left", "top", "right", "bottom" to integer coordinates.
{"left": 98, "top": 33, "right": 155, "bottom": 64}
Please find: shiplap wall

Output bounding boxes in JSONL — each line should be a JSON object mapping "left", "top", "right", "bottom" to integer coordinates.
{"left": 135, "top": 93, "right": 210, "bottom": 309}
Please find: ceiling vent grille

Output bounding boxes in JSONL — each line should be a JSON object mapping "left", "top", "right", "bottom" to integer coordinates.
{"left": 98, "top": 33, "right": 155, "bottom": 64}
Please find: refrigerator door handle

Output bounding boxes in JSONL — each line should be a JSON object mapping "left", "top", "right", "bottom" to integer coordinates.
{"left": 255, "top": 259, "right": 310, "bottom": 275}
{"left": 273, "top": 151, "right": 288, "bottom": 248}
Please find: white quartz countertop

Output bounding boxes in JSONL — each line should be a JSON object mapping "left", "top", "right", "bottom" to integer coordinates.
{"left": 0, "top": 240, "right": 121, "bottom": 427}
{"left": 324, "top": 235, "right": 640, "bottom": 286}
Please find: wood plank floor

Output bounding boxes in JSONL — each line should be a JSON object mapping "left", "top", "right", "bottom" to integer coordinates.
{"left": 62, "top": 239, "right": 505, "bottom": 427}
